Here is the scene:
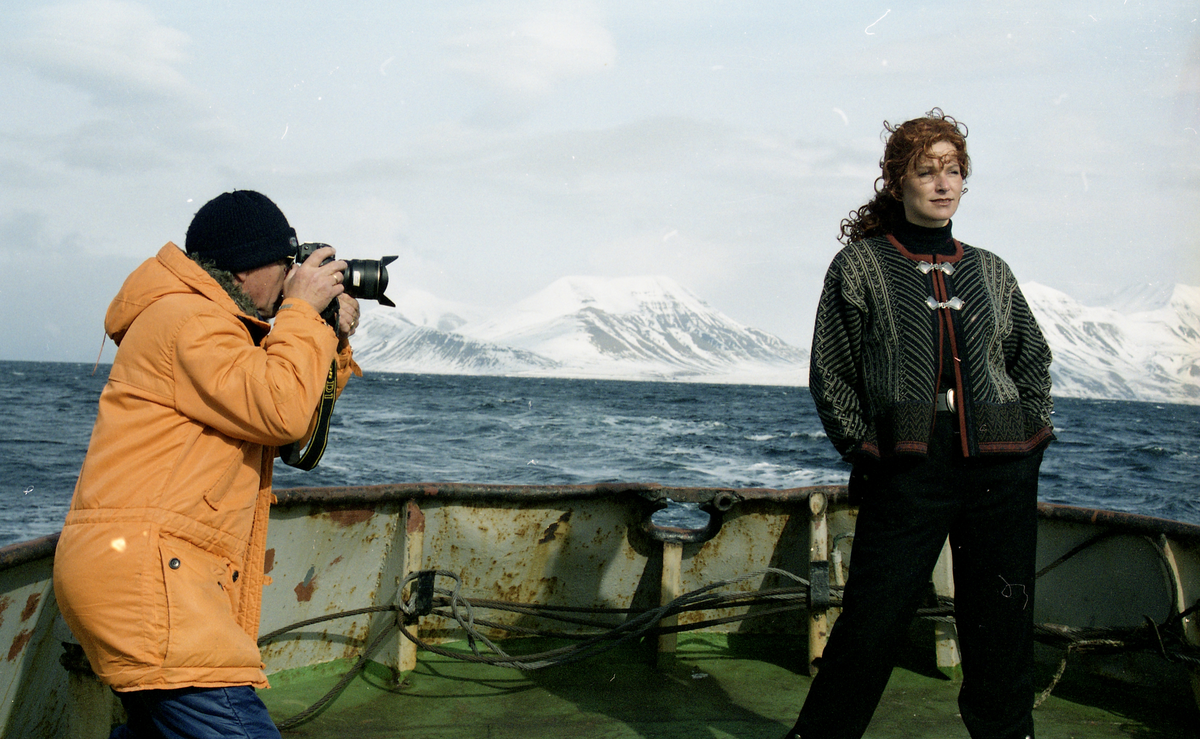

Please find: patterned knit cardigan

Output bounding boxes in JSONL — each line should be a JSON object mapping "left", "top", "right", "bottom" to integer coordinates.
{"left": 809, "top": 235, "right": 1055, "bottom": 461}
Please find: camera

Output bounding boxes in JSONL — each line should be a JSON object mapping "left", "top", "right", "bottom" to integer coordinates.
{"left": 294, "top": 242, "right": 397, "bottom": 308}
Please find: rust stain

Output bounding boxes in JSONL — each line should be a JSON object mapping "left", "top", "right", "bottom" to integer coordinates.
{"left": 295, "top": 566, "right": 317, "bottom": 602}
{"left": 538, "top": 511, "right": 573, "bottom": 544}
{"left": 406, "top": 501, "right": 426, "bottom": 533}
{"left": 0, "top": 595, "right": 10, "bottom": 628}
{"left": 7, "top": 629, "right": 32, "bottom": 661}
{"left": 264, "top": 548, "right": 275, "bottom": 574}
{"left": 328, "top": 508, "right": 374, "bottom": 527}
{"left": 330, "top": 556, "right": 343, "bottom": 567}
{"left": 341, "top": 622, "right": 372, "bottom": 660}
{"left": 20, "top": 593, "right": 40, "bottom": 622}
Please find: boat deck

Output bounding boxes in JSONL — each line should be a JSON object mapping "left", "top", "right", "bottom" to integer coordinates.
{"left": 257, "top": 635, "right": 1199, "bottom": 739}
{"left": 5, "top": 487, "right": 1196, "bottom": 738}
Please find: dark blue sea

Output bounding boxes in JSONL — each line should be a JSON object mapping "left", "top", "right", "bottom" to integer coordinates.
{"left": 2, "top": 360, "right": 1198, "bottom": 548}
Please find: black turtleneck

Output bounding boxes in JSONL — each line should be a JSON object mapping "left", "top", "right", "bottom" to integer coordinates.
{"left": 892, "top": 219, "right": 955, "bottom": 255}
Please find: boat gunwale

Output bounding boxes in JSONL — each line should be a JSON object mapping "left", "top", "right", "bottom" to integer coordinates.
{"left": 2, "top": 484, "right": 1198, "bottom": 572}
{"left": 269, "top": 481, "right": 846, "bottom": 505}
{"left": 0, "top": 533, "right": 57, "bottom": 570}
{"left": 270, "top": 483, "right": 1200, "bottom": 543}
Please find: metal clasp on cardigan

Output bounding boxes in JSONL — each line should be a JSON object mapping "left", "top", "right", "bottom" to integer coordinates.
{"left": 925, "top": 296, "right": 965, "bottom": 310}
{"left": 936, "top": 389, "right": 957, "bottom": 413}
{"left": 917, "top": 262, "right": 955, "bottom": 275}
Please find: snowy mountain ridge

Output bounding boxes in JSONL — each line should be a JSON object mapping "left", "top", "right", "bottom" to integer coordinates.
{"left": 352, "top": 276, "right": 1200, "bottom": 404}
{"left": 1022, "top": 282, "right": 1200, "bottom": 405}
{"left": 354, "top": 275, "right": 806, "bottom": 385}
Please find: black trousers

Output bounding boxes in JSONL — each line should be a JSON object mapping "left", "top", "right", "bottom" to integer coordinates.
{"left": 791, "top": 419, "right": 1043, "bottom": 739}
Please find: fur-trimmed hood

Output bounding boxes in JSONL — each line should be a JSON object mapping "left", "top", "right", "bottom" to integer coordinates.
{"left": 104, "top": 243, "right": 270, "bottom": 345}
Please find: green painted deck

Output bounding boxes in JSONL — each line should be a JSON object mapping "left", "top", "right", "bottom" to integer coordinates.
{"left": 258, "top": 635, "right": 1199, "bottom": 738}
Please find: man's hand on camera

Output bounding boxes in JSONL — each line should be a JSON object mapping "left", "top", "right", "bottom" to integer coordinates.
{"left": 284, "top": 245, "right": 347, "bottom": 315}
{"left": 337, "top": 294, "right": 360, "bottom": 347}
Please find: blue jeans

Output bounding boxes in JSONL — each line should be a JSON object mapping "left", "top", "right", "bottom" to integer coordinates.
{"left": 109, "top": 686, "right": 281, "bottom": 739}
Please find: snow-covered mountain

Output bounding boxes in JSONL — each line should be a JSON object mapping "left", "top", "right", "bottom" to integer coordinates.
{"left": 1023, "top": 282, "right": 1200, "bottom": 405}
{"left": 384, "top": 289, "right": 486, "bottom": 333}
{"left": 352, "top": 277, "right": 1200, "bottom": 403}
{"left": 353, "top": 276, "right": 806, "bottom": 384}
{"left": 350, "top": 308, "right": 559, "bottom": 376}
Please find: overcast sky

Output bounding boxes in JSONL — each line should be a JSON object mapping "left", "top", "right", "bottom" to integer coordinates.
{"left": 2, "top": 0, "right": 1198, "bottom": 363}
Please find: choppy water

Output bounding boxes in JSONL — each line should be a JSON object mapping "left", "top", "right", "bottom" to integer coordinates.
{"left": 2, "top": 361, "right": 1197, "bottom": 548}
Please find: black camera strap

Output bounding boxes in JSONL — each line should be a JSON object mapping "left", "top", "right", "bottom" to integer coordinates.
{"left": 280, "top": 361, "right": 338, "bottom": 470}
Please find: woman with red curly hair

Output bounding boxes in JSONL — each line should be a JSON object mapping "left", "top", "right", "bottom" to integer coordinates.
{"left": 788, "top": 110, "right": 1055, "bottom": 739}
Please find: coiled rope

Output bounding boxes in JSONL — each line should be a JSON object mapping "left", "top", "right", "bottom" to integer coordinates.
{"left": 260, "top": 567, "right": 822, "bottom": 729}
{"left": 259, "top": 563, "right": 1199, "bottom": 730}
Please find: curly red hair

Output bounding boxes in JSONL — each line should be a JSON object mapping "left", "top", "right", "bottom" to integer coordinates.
{"left": 839, "top": 108, "right": 970, "bottom": 244}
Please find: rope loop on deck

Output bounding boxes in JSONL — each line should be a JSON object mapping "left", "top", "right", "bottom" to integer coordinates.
{"left": 259, "top": 567, "right": 816, "bottom": 729}
{"left": 394, "top": 567, "right": 812, "bottom": 670}
{"left": 258, "top": 564, "right": 1200, "bottom": 731}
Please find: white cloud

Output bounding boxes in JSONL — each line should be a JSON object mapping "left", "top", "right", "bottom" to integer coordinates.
{"left": 446, "top": 5, "right": 616, "bottom": 98}
{"left": 4, "top": 1, "right": 241, "bottom": 173}
{"left": 15, "top": 0, "right": 196, "bottom": 107}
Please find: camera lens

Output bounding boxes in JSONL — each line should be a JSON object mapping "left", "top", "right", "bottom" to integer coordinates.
{"left": 295, "top": 243, "right": 397, "bottom": 307}
{"left": 343, "top": 256, "right": 397, "bottom": 307}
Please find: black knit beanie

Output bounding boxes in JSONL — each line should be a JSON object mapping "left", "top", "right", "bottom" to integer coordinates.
{"left": 185, "top": 190, "right": 298, "bottom": 273}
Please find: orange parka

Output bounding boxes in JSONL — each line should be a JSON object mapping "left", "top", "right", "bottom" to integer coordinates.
{"left": 53, "top": 243, "right": 358, "bottom": 691}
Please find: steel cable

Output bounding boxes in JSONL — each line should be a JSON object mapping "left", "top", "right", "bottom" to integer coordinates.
{"left": 261, "top": 567, "right": 1199, "bottom": 730}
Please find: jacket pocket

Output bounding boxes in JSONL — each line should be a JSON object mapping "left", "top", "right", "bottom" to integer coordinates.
{"left": 159, "top": 536, "right": 261, "bottom": 669}
{"left": 164, "top": 426, "right": 249, "bottom": 513}
{"left": 201, "top": 442, "right": 250, "bottom": 512}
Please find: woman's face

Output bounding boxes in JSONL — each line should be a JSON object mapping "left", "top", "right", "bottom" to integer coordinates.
{"left": 899, "top": 140, "right": 964, "bottom": 228}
